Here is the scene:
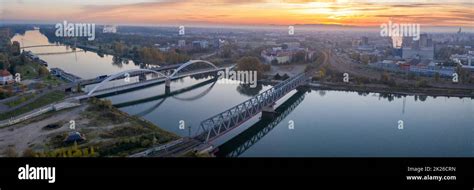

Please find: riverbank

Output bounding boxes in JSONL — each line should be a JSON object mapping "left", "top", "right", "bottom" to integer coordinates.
{"left": 314, "top": 82, "right": 474, "bottom": 98}
{"left": 259, "top": 79, "right": 474, "bottom": 98}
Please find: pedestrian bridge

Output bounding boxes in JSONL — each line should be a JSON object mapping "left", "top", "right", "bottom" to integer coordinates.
{"left": 20, "top": 44, "right": 60, "bottom": 49}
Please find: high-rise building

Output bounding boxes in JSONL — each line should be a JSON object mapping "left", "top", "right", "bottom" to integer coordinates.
{"left": 192, "top": 40, "right": 209, "bottom": 49}
{"left": 402, "top": 36, "right": 413, "bottom": 48}
{"left": 391, "top": 36, "right": 403, "bottom": 48}
{"left": 361, "top": 36, "right": 369, "bottom": 46}
{"left": 427, "top": 38, "right": 433, "bottom": 47}
{"left": 419, "top": 34, "right": 428, "bottom": 48}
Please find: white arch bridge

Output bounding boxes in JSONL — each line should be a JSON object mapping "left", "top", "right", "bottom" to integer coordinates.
{"left": 76, "top": 60, "right": 231, "bottom": 99}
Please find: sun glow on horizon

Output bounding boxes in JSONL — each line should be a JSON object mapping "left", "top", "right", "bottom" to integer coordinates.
{"left": 1, "top": 0, "right": 472, "bottom": 27}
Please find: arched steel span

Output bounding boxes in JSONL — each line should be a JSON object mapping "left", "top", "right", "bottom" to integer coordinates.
{"left": 169, "top": 60, "right": 218, "bottom": 78}
{"left": 87, "top": 69, "right": 167, "bottom": 96}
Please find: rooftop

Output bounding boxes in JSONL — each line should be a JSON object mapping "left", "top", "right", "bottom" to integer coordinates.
{"left": 0, "top": 69, "right": 12, "bottom": 77}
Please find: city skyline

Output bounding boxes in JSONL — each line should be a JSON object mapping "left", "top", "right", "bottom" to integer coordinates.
{"left": 1, "top": 0, "right": 473, "bottom": 28}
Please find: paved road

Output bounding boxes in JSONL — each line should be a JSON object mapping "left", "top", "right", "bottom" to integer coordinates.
{"left": 0, "top": 83, "right": 74, "bottom": 113}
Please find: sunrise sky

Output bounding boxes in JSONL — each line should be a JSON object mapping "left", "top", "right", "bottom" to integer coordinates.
{"left": 1, "top": 0, "right": 473, "bottom": 27}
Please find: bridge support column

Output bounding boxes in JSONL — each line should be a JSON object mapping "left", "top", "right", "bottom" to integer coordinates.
{"left": 165, "top": 78, "right": 171, "bottom": 94}
{"left": 296, "top": 85, "right": 311, "bottom": 93}
{"left": 138, "top": 74, "right": 146, "bottom": 82}
{"left": 261, "top": 103, "right": 276, "bottom": 119}
{"left": 211, "top": 71, "right": 219, "bottom": 78}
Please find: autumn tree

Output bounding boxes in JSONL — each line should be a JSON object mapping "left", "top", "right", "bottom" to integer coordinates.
{"left": 3, "top": 147, "right": 18, "bottom": 157}
{"left": 11, "top": 41, "right": 21, "bottom": 56}
{"left": 38, "top": 66, "right": 49, "bottom": 77}
{"left": 434, "top": 72, "right": 440, "bottom": 82}
{"left": 236, "top": 56, "right": 264, "bottom": 78}
{"left": 22, "top": 148, "right": 36, "bottom": 157}
{"left": 0, "top": 53, "right": 9, "bottom": 70}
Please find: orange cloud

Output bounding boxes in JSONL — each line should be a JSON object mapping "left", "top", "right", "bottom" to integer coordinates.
{"left": 1, "top": 0, "right": 472, "bottom": 27}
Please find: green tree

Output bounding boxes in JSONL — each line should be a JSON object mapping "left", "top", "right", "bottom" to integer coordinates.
{"left": 434, "top": 72, "right": 440, "bottom": 82}
{"left": 416, "top": 79, "right": 429, "bottom": 88}
{"left": 141, "top": 139, "right": 151, "bottom": 147}
{"left": 221, "top": 44, "right": 232, "bottom": 58}
{"left": 138, "top": 47, "right": 165, "bottom": 64}
{"left": 350, "top": 52, "right": 360, "bottom": 61}
{"left": 360, "top": 54, "right": 370, "bottom": 64}
{"left": 11, "top": 41, "right": 21, "bottom": 56}
{"left": 112, "top": 41, "right": 126, "bottom": 56}
{"left": 0, "top": 53, "right": 10, "bottom": 70}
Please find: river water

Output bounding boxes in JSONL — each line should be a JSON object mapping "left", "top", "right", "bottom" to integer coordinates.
{"left": 12, "top": 30, "right": 474, "bottom": 157}
{"left": 11, "top": 30, "right": 141, "bottom": 79}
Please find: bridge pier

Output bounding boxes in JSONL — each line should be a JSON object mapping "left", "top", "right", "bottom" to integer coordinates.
{"left": 165, "top": 78, "right": 171, "bottom": 94}
{"left": 138, "top": 74, "right": 147, "bottom": 82}
{"left": 296, "top": 85, "right": 311, "bottom": 93}
{"left": 261, "top": 103, "right": 276, "bottom": 119}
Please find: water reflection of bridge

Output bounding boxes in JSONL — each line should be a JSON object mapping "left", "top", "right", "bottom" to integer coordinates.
{"left": 113, "top": 77, "right": 218, "bottom": 117}
{"left": 35, "top": 50, "right": 85, "bottom": 55}
{"left": 214, "top": 90, "right": 306, "bottom": 157}
{"left": 138, "top": 73, "right": 310, "bottom": 157}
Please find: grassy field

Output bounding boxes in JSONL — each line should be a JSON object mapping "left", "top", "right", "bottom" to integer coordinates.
{"left": 14, "top": 61, "right": 63, "bottom": 86}
{"left": 42, "top": 75, "right": 64, "bottom": 86}
{"left": 82, "top": 99, "right": 179, "bottom": 156}
{"left": 0, "top": 90, "right": 66, "bottom": 120}
{"left": 4, "top": 93, "right": 35, "bottom": 108}
{"left": 14, "top": 63, "right": 40, "bottom": 80}
{"left": 39, "top": 98, "right": 180, "bottom": 157}
{"left": 1, "top": 98, "right": 179, "bottom": 157}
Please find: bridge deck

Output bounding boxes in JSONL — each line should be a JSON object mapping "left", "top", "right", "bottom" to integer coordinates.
{"left": 76, "top": 66, "right": 227, "bottom": 100}
{"left": 216, "top": 90, "right": 306, "bottom": 157}
{"left": 78, "top": 63, "right": 184, "bottom": 86}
